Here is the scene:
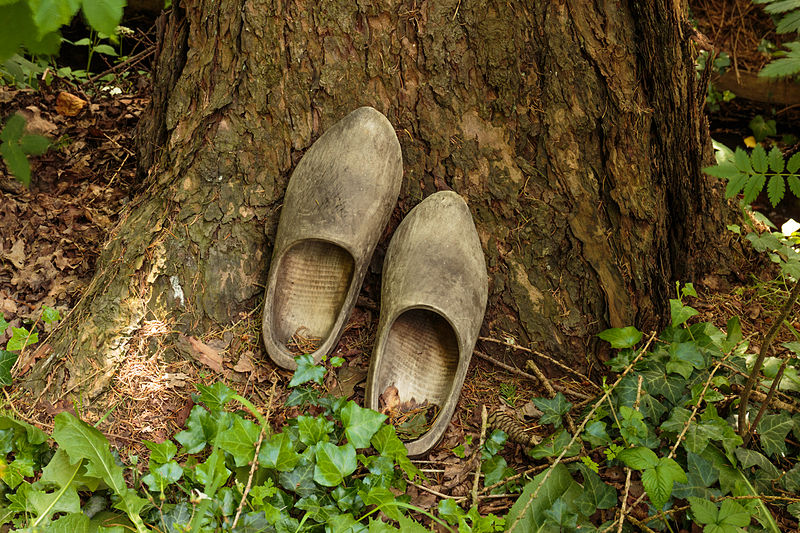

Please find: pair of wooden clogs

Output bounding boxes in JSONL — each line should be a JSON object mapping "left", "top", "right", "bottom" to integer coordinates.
{"left": 262, "top": 107, "right": 488, "bottom": 456}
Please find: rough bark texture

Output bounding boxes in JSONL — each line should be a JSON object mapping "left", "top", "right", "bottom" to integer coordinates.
{"left": 22, "top": 0, "right": 730, "bottom": 403}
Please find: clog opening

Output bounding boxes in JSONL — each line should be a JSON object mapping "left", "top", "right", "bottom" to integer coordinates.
{"left": 271, "top": 240, "right": 354, "bottom": 351}
{"left": 376, "top": 308, "right": 459, "bottom": 407}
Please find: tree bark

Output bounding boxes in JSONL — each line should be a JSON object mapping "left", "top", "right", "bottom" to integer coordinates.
{"left": 21, "top": 0, "right": 732, "bottom": 405}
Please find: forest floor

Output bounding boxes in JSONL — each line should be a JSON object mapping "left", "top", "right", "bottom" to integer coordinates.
{"left": 1, "top": 0, "right": 800, "bottom": 520}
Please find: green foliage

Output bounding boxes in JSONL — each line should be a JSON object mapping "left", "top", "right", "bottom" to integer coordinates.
{"left": 0, "top": 305, "right": 60, "bottom": 385}
{"left": 0, "top": 359, "right": 505, "bottom": 532}
{"left": 753, "top": 0, "right": 800, "bottom": 78}
{"left": 0, "top": 113, "right": 50, "bottom": 186}
{"left": 704, "top": 143, "right": 800, "bottom": 207}
{"left": 0, "top": 0, "right": 124, "bottom": 63}
{"left": 528, "top": 281, "right": 793, "bottom": 531}
{"left": 749, "top": 114, "right": 777, "bottom": 141}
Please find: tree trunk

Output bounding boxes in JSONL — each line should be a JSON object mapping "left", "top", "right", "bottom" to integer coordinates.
{"left": 21, "top": 0, "right": 732, "bottom": 406}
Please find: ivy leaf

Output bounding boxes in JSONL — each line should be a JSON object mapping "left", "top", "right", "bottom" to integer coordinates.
{"left": 142, "top": 461, "right": 183, "bottom": 493}
{"left": 574, "top": 464, "right": 617, "bottom": 516}
{"left": 734, "top": 447, "right": 781, "bottom": 478}
{"left": 757, "top": 412, "right": 793, "bottom": 458}
{"left": 597, "top": 326, "right": 642, "bottom": 349}
{"left": 767, "top": 174, "right": 785, "bottom": 207}
{"left": 258, "top": 432, "right": 300, "bottom": 472}
{"left": 743, "top": 173, "right": 766, "bottom": 206}
{"left": 582, "top": 420, "right": 611, "bottom": 447}
{"left": 278, "top": 460, "right": 318, "bottom": 497}
{"left": 670, "top": 342, "right": 705, "bottom": 369}
{"left": 768, "top": 146, "right": 785, "bottom": 173}
{"left": 751, "top": 144, "right": 768, "bottom": 172}
{"left": 195, "top": 448, "right": 229, "bottom": 493}
{"left": 313, "top": 442, "right": 357, "bottom": 487}
{"left": 482, "top": 455, "right": 511, "bottom": 489}
{"left": 174, "top": 405, "right": 220, "bottom": 454}
{"left": 143, "top": 440, "right": 177, "bottom": 464}
{"left": 361, "top": 485, "right": 402, "bottom": 521}
{"left": 216, "top": 416, "right": 260, "bottom": 467}
{"left": 673, "top": 451, "right": 720, "bottom": 499}
{"left": 661, "top": 407, "right": 691, "bottom": 434}
{"left": 669, "top": 299, "right": 699, "bottom": 327}
{"left": 41, "top": 305, "right": 60, "bottom": 324}
{"left": 0, "top": 350, "right": 17, "bottom": 386}
{"left": 505, "top": 463, "right": 574, "bottom": 533}
{"left": 81, "top": 0, "right": 124, "bottom": 36}
{"left": 532, "top": 393, "right": 572, "bottom": 429}
{"left": 0, "top": 315, "right": 7, "bottom": 333}
{"left": 528, "top": 429, "right": 580, "bottom": 459}
{"left": 285, "top": 386, "right": 320, "bottom": 407}
{"left": 297, "top": 415, "right": 334, "bottom": 447}
{"left": 641, "top": 457, "right": 686, "bottom": 510}
{"left": 290, "top": 353, "right": 326, "bottom": 386}
{"left": 6, "top": 327, "right": 37, "bottom": 351}
{"left": 749, "top": 115, "right": 777, "bottom": 141}
{"left": 196, "top": 382, "right": 237, "bottom": 411}
{"left": 618, "top": 447, "right": 659, "bottom": 470}
{"left": 340, "top": 401, "right": 387, "bottom": 449}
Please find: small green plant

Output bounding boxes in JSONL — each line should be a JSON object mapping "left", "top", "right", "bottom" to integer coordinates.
{"left": 0, "top": 306, "right": 60, "bottom": 385}
{"left": 0, "top": 114, "right": 51, "bottom": 186}
{"left": 696, "top": 50, "right": 736, "bottom": 112}
{"left": 499, "top": 383, "right": 518, "bottom": 406}
{"left": 753, "top": 0, "right": 800, "bottom": 78}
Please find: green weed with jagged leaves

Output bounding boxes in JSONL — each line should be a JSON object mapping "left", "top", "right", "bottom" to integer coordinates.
{"left": 704, "top": 142, "right": 800, "bottom": 208}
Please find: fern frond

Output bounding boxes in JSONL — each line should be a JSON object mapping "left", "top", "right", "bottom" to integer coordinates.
{"left": 758, "top": 0, "right": 800, "bottom": 15}
{"left": 759, "top": 42, "right": 800, "bottom": 78}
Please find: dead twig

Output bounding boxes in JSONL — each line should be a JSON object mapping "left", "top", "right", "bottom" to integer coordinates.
{"left": 232, "top": 380, "right": 276, "bottom": 528}
{"left": 479, "top": 336, "right": 601, "bottom": 392}
{"left": 738, "top": 279, "right": 800, "bottom": 437}
{"left": 472, "top": 405, "right": 488, "bottom": 508}
{"left": 474, "top": 350, "right": 592, "bottom": 400}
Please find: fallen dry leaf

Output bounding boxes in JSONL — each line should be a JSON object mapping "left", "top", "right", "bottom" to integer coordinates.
{"left": 233, "top": 351, "right": 255, "bottom": 373}
{"left": 19, "top": 106, "right": 57, "bottom": 136}
{"left": 55, "top": 92, "right": 87, "bottom": 117}
{"left": 332, "top": 365, "right": 367, "bottom": 399}
{"left": 178, "top": 334, "right": 224, "bottom": 373}
{"left": 379, "top": 385, "right": 400, "bottom": 413}
{"left": 3, "top": 238, "right": 25, "bottom": 269}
